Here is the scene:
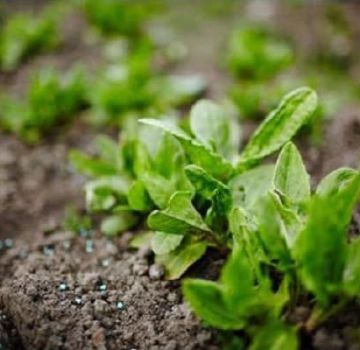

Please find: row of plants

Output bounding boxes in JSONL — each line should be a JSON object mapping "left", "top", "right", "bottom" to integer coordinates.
{"left": 70, "top": 87, "right": 360, "bottom": 348}
{"left": 0, "top": 0, "right": 206, "bottom": 142}
{"left": 1, "top": 1, "right": 358, "bottom": 144}
{"left": 1, "top": 2, "right": 360, "bottom": 348}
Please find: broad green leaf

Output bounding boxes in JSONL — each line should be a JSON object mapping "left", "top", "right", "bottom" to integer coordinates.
{"left": 69, "top": 150, "right": 117, "bottom": 177}
{"left": 229, "top": 207, "right": 266, "bottom": 277}
{"left": 141, "top": 172, "right": 176, "bottom": 209}
{"left": 316, "top": 167, "right": 358, "bottom": 198}
{"left": 147, "top": 191, "right": 211, "bottom": 235}
{"left": 154, "top": 133, "right": 186, "bottom": 177}
{"left": 182, "top": 140, "right": 234, "bottom": 180}
{"left": 229, "top": 164, "right": 275, "bottom": 208}
{"left": 294, "top": 171, "right": 360, "bottom": 305}
{"left": 95, "top": 135, "right": 119, "bottom": 164}
{"left": 101, "top": 212, "right": 137, "bottom": 236}
{"left": 343, "top": 238, "right": 360, "bottom": 296}
{"left": 157, "top": 240, "right": 207, "bottom": 279}
{"left": 253, "top": 193, "right": 293, "bottom": 271}
{"left": 182, "top": 279, "right": 245, "bottom": 330}
{"left": 238, "top": 87, "right": 317, "bottom": 166}
{"left": 151, "top": 231, "right": 184, "bottom": 255}
{"left": 190, "top": 99, "right": 239, "bottom": 159}
{"left": 85, "top": 176, "right": 130, "bottom": 212}
{"left": 127, "top": 180, "right": 153, "bottom": 211}
{"left": 140, "top": 118, "right": 233, "bottom": 180}
{"left": 273, "top": 142, "right": 310, "bottom": 205}
{"left": 220, "top": 247, "right": 254, "bottom": 313}
{"left": 269, "top": 191, "right": 303, "bottom": 248}
{"left": 129, "top": 231, "right": 153, "bottom": 249}
{"left": 250, "top": 322, "right": 298, "bottom": 350}
{"left": 185, "top": 164, "right": 229, "bottom": 200}
{"left": 206, "top": 188, "right": 232, "bottom": 235}
{"left": 139, "top": 118, "right": 191, "bottom": 141}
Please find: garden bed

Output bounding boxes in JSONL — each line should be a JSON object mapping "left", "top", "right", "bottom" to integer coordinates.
{"left": 1, "top": 2, "right": 360, "bottom": 349}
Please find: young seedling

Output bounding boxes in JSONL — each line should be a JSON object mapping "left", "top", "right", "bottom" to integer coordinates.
{"left": 0, "top": 10, "right": 60, "bottom": 71}
{"left": 226, "top": 26, "right": 293, "bottom": 81}
{"left": 0, "top": 66, "right": 87, "bottom": 142}
{"left": 183, "top": 139, "right": 360, "bottom": 349}
{"left": 81, "top": 0, "right": 158, "bottom": 38}
{"left": 71, "top": 87, "right": 318, "bottom": 279}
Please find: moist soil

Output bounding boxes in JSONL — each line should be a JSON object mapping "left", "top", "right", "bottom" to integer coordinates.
{"left": 1, "top": 2, "right": 360, "bottom": 350}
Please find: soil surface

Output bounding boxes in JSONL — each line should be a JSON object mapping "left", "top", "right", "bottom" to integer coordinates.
{"left": 1, "top": 2, "right": 360, "bottom": 350}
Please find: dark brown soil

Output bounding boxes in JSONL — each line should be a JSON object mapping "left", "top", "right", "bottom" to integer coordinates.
{"left": 1, "top": 2, "right": 360, "bottom": 350}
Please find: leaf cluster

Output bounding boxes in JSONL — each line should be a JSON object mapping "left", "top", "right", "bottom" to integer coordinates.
{"left": 0, "top": 66, "right": 87, "bottom": 142}
{"left": 227, "top": 26, "right": 293, "bottom": 81}
{"left": 184, "top": 131, "right": 360, "bottom": 349}
{"left": 0, "top": 11, "right": 60, "bottom": 71}
{"left": 81, "top": 0, "right": 159, "bottom": 38}
{"left": 71, "top": 87, "right": 317, "bottom": 281}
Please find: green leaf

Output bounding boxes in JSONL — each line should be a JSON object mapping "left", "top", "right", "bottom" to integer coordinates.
{"left": 253, "top": 192, "right": 293, "bottom": 270}
{"left": 343, "top": 238, "right": 360, "bottom": 296}
{"left": 85, "top": 176, "right": 129, "bottom": 212}
{"left": 69, "top": 150, "right": 117, "bottom": 177}
{"left": 183, "top": 279, "right": 245, "bottom": 330}
{"left": 129, "top": 231, "right": 153, "bottom": 249}
{"left": 153, "top": 133, "right": 187, "bottom": 178}
{"left": 141, "top": 172, "right": 177, "bottom": 209}
{"left": 229, "top": 164, "right": 275, "bottom": 208}
{"left": 139, "top": 118, "right": 191, "bottom": 141}
{"left": 206, "top": 187, "right": 232, "bottom": 235}
{"left": 147, "top": 191, "right": 211, "bottom": 235}
{"left": 157, "top": 239, "right": 207, "bottom": 279}
{"left": 185, "top": 164, "right": 229, "bottom": 200}
{"left": 140, "top": 118, "right": 234, "bottom": 180}
{"left": 316, "top": 167, "right": 358, "bottom": 198}
{"left": 190, "top": 99, "right": 239, "bottom": 159}
{"left": 269, "top": 191, "right": 303, "bottom": 248}
{"left": 294, "top": 170, "right": 360, "bottom": 306}
{"left": 273, "top": 142, "right": 310, "bottom": 205}
{"left": 249, "top": 322, "right": 298, "bottom": 350}
{"left": 229, "top": 207, "right": 266, "bottom": 277}
{"left": 101, "top": 212, "right": 138, "bottom": 236}
{"left": 238, "top": 87, "right": 317, "bottom": 166}
{"left": 127, "top": 180, "right": 153, "bottom": 211}
{"left": 151, "top": 231, "right": 184, "bottom": 255}
{"left": 95, "top": 135, "right": 119, "bottom": 164}
{"left": 220, "top": 247, "right": 254, "bottom": 312}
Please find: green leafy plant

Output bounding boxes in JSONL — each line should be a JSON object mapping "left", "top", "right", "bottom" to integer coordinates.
{"left": 88, "top": 43, "right": 206, "bottom": 126}
{"left": 81, "top": 0, "right": 158, "bottom": 38}
{"left": 183, "top": 141, "right": 360, "bottom": 348}
{"left": 71, "top": 87, "right": 317, "bottom": 280}
{"left": 0, "top": 66, "right": 87, "bottom": 142}
{"left": 227, "top": 26, "right": 293, "bottom": 81}
{"left": 0, "top": 11, "right": 59, "bottom": 71}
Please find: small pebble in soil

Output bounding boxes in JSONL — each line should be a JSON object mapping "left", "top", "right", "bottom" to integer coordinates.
{"left": 95, "top": 280, "right": 108, "bottom": 292}
{"left": 0, "top": 239, "right": 13, "bottom": 250}
{"left": 116, "top": 301, "right": 125, "bottom": 311}
{"left": 72, "top": 297, "right": 83, "bottom": 306}
{"left": 4, "top": 238, "right": 13, "bottom": 248}
{"left": 149, "top": 264, "right": 165, "bottom": 280}
{"left": 42, "top": 244, "right": 55, "bottom": 256}
{"left": 63, "top": 240, "right": 71, "bottom": 250}
{"left": 100, "top": 259, "right": 110, "bottom": 267}
{"left": 85, "top": 239, "right": 94, "bottom": 254}
{"left": 58, "top": 282, "right": 69, "bottom": 292}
